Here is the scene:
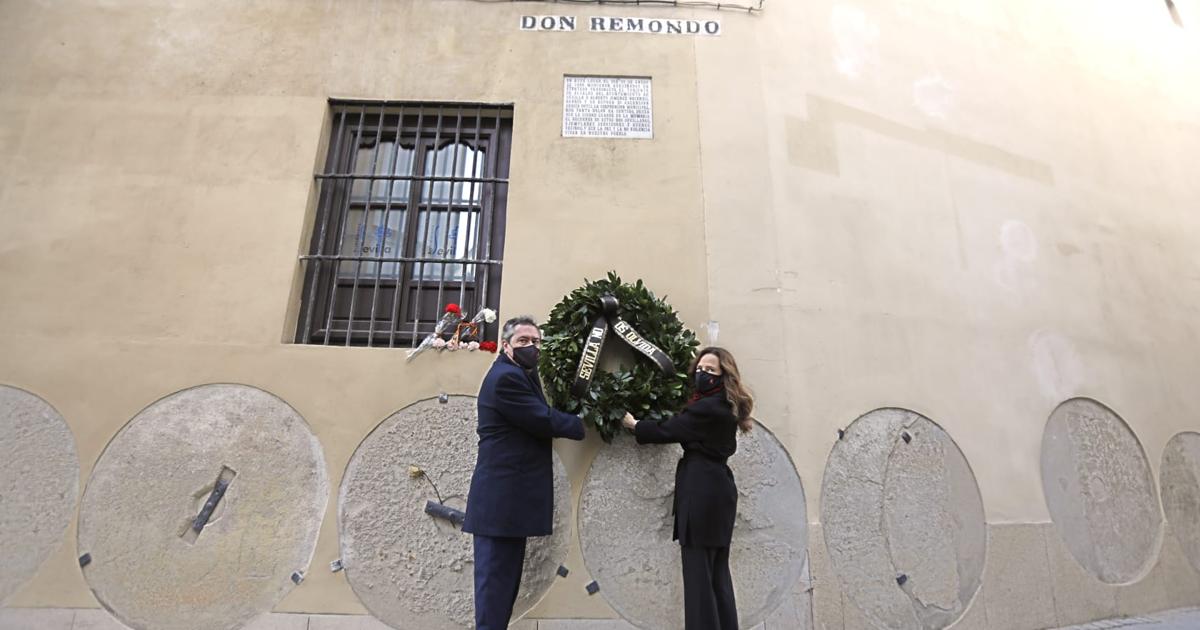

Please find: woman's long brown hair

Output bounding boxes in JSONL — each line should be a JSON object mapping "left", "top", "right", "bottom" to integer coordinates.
{"left": 690, "top": 346, "right": 755, "bottom": 433}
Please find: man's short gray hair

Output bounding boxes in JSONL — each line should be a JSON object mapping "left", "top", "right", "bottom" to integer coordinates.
{"left": 501, "top": 316, "right": 540, "bottom": 343}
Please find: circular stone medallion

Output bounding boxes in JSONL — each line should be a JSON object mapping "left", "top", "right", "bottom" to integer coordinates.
{"left": 579, "top": 422, "right": 807, "bottom": 630}
{"left": 338, "top": 395, "right": 571, "bottom": 630}
{"left": 0, "top": 386, "right": 79, "bottom": 605}
{"left": 821, "top": 408, "right": 986, "bottom": 630}
{"left": 77, "top": 384, "right": 328, "bottom": 630}
{"left": 1040, "top": 397, "right": 1161, "bottom": 584}
{"left": 1156, "top": 429, "right": 1200, "bottom": 571}
{"left": 1162, "top": 432, "right": 1200, "bottom": 574}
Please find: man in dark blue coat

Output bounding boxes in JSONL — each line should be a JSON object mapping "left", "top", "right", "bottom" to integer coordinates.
{"left": 463, "top": 316, "right": 585, "bottom": 630}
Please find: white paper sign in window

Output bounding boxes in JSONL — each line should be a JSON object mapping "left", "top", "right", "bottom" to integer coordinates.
{"left": 562, "top": 76, "right": 653, "bottom": 139}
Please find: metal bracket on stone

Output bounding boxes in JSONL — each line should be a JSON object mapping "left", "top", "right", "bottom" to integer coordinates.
{"left": 424, "top": 500, "right": 466, "bottom": 526}
{"left": 330, "top": 559, "right": 344, "bottom": 573}
{"left": 585, "top": 580, "right": 600, "bottom": 595}
{"left": 78, "top": 553, "right": 92, "bottom": 568}
{"left": 438, "top": 393, "right": 450, "bottom": 404}
{"left": 557, "top": 564, "right": 569, "bottom": 578}
{"left": 182, "top": 465, "right": 237, "bottom": 544}
{"left": 896, "top": 573, "right": 908, "bottom": 586}
{"left": 901, "top": 432, "right": 912, "bottom": 444}
{"left": 291, "top": 571, "right": 305, "bottom": 585}
{"left": 838, "top": 429, "right": 845, "bottom": 440}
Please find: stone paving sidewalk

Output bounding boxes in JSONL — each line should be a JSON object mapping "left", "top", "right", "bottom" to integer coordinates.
{"left": 4, "top": 607, "right": 1200, "bottom": 629}
{"left": 1051, "top": 607, "right": 1200, "bottom": 630}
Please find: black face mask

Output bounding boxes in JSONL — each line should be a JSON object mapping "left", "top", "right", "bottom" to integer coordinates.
{"left": 695, "top": 371, "right": 722, "bottom": 393}
{"left": 512, "top": 345, "right": 540, "bottom": 370}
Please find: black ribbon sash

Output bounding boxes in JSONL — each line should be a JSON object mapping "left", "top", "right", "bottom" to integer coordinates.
{"left": 570, "top": 295, "right": 675, "bottom": 398}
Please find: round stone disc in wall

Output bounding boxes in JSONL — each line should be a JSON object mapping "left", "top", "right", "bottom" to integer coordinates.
{"left": 578, "top": 422, "right": 807, "bottom": 630}
{"left": 821, "top": 408, "right": 986, "bottom": 630}
{"left": 77, "top": 384, "right": 329, "bottom": 630}
{"left": 1040, "top": 397, "right": 1161, "bottom": 584}
{"left": 0, "top": 385, "right": 79, "bottom": 605}
{"left": 1160, "top": 432, "right": 1200, "bottom": 573}
{"left": 338, "top": 395, "right": 571, "bottom": 630}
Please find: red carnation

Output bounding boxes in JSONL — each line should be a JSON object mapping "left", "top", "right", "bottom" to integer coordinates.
{"left": 445, "top": 303, "right": 462, "bottom": 315}
{"left": 479, "top": 341, "right": 497, "bottom": 353}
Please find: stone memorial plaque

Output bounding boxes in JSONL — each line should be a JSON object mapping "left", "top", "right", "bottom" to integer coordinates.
{"left": 563, "top": 75, "right": 653, "bottom": 139}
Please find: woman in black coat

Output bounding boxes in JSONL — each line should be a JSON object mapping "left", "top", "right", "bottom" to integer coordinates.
{"left": 622, "top": 346, "right": 755, "bottom": 630}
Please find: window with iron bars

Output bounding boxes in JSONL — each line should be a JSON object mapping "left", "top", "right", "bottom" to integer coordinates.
{"left": 296, "top": 100, "right": 511, "bottom": 347}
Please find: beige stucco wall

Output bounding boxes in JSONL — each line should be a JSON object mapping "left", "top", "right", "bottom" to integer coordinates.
{"left": 694, "top": 0, "right": 1200, "bottom": 526}
{"left": 2, "top": 0, "right": 1200, "bottom": 624}
{"left": 0, "top": 0, "right": 707, "bottom": 617}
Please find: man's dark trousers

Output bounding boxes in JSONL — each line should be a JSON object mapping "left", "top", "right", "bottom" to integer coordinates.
{"left": 464, "top": 353, "right": 585, "bottom": 629}
{"left": 472, "top": 534, "right": 527, "bottom": 630}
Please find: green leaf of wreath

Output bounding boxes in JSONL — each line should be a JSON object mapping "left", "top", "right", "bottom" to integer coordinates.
{"left": 540, "top": 271, "right": 700, "bottom": 442}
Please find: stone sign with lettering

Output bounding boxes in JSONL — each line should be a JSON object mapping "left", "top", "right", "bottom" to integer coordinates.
{"left": 563, "top": 75, "right": 653, "bottom": 139}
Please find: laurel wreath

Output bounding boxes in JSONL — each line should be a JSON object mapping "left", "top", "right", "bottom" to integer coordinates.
{"left": 540, "top": 272, "right": 700, "bottom": 442}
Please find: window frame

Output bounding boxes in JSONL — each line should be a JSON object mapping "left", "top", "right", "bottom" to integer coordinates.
{"left": 295, "top": 101, "right": 511, "bottom": 347}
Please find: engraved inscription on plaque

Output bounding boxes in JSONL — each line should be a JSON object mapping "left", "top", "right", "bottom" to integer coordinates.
{"left": 563, "top": 76, "right": 653, "bottom": 139}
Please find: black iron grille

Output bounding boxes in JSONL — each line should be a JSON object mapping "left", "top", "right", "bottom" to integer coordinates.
{"left": 296, "top": 100, "right": 512, "bottom": 347}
